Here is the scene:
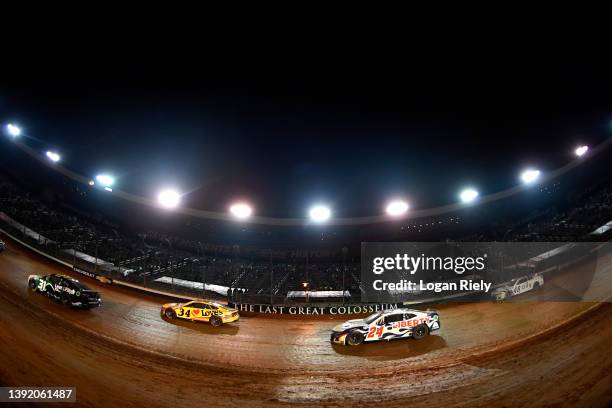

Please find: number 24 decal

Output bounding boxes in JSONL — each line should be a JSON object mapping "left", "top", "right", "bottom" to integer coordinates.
{"left": 367, "top": 326, "right": 384, "bottom": 338}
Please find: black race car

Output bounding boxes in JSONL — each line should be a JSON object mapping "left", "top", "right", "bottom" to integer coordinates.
{"left": 28, "top": 273, "right": 102, "bottom": 308}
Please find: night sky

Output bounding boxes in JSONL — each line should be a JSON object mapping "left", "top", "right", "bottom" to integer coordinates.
{"left": 1, "top": 76, "right": 611, "bottom": 220}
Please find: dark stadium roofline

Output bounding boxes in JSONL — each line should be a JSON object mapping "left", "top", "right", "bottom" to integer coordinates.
{"left": 8, "top": 135, "right": 612, "bottom": 227}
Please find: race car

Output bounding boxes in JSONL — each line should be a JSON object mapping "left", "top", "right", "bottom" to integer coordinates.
{"left": 161, "top": 300, "right": 240, "bottom": 326}
{"left": 330, "top": 308, "right": 440, "bottom": 346}
{"left": 491, "top": 273, "right": 543, "bottom": 301}
{"left": 0, "top": 239, "right": 6, "bottom": 252}
{"left": 28, "top": 273, "right": 102, "bottom": 308}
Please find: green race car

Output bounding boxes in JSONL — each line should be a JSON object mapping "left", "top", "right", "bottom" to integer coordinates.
{"left": 28, "top": 273, "right": 102, "bottom": 308}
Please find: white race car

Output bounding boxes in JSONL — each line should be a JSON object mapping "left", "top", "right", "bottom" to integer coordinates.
{"left": 492, "top": 273, "right": 544, "bottom": 301}
{"left": 330, "top": 308, "right": 440, "bottom": 346}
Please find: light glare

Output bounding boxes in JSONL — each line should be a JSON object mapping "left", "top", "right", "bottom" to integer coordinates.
{"left": 309, "top": 205, "right": 331, "bottom": 222}
{"left": 46, "top": 151, "right": 61, "bottom": 162}
{"left": 95, "top": 174, "right": 115, "bottom": 187}
{"left": 230, "top": 203, "right": 252, "bottom": 219}
{"left": 158, "top": 190, "right": 181, "bottom": 209}
{"left": 6, "top": 123, "right": 21, "bottom": 137}
{"left": 575, "top": 145, "right": 589, "bottom": 157}
{"left": 459, "top": 189, "right": 479, "bottom": 203}
{"left": 521, "top": 169, "right": 541, "bottom": 184}
{"left": 386, "top": 200, "right": 409, "bottom": 216}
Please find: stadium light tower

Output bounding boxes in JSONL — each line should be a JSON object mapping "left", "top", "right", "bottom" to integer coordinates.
{"left": 459, "top": 188, "right": 479, "bottom": 203}
{"left": 385, "top": 200, "right": 409, "bottom": 217}
{"left": 5, "top": 123, "right": 21, "bottom": 137}
{"left": 95, "top": 174, "right": 115, "bottom": 187}
{"left": 521, "top": 169, "right": 541, "bottom": 184}
{"left": 575, "top": 145, "right": 589, "bottom": 157}
{"left": 45, "top": 151, "right": 61, "bottom": 163}
{"left": 230, "top": 202, "right": 252, "bottom": 219}
{"left": 309, "top": 205, "right": 331, "bottom": 223}
{"left": 158, "top": 189, "right": 181, "bottom": 209}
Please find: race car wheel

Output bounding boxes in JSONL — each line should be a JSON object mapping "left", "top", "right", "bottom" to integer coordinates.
{"left": 164, "top": 308, "right": 176, "bottom": 319}
{"left": 412, "top": 324, "right": 429, "bottom": 340}
{"left": 346, "top": 330, "right": 364, "bottom": 346}
{"left": 210, "top": 316, "right": 223, "bottom": 327}
{"left": 496, "top": 291, "right": 508, "bottom": 303}
{"left": 28, "top": 280, "right": 37, "bottom": 292}
{"left": 60, "top": 292, "right": 71, "bottom": 306}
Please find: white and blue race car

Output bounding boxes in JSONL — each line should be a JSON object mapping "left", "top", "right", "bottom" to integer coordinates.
{"left": 331, "top": 308, "right": 440, "bottom": 346}
{"left": 491, "top": 273, "right": 544, "bottom": 301}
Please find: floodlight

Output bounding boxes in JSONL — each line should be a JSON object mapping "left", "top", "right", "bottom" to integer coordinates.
{"left": 230, "top": 202, "right": 252, "bottom": 219}
{"left": 521, "top": 169, "right": 541, "bottom": 184}
{"left": 46, "top": 151, "right": 61, "bottom": 163}
{"left": 385, "top": 200, "right": 409, "bottom": 216}
{"left": 575, "top": 145, "right": 589, "bottom": 157}
{"left": 95, "top": 174, "right": 115, "bottom": 187}
{"left": 6, "top": 123, "right": 21, "bottom": 137}
{"left": 309, "top": 205, "right": 331, "bottom": 222}
{"left": 158, "top": 190, "right": 181, "bottom": 209}
{"left": 459, "top": 189, "right": 479, "bottom": 203}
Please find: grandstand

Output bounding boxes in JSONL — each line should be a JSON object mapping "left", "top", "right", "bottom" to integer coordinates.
{"left": 1, "top": 171, "right": 612, "bottom": 303}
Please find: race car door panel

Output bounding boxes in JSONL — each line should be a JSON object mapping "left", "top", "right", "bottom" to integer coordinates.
{"left": 366, "top": 318, "right": 386, "bottom": 341}
{"left": 202, "top": 304, "right": 222, "bottom": 321}
{"left": 512, "top": 277, "right": 533, "bottom": 295}
{"left": 383, "top": 313, "right": 405, "bottom": 340}
{"left": 48, "top": 275, "right": 61, "bottom": 295}
{"left": 176, "top": 302, "right": 196, "bottom": 319}
{"left": 187, "top": 302, "right": 208, "bottom": 320}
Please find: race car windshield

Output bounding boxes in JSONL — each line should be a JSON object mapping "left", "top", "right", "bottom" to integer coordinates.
{"left": 364, "top": 311, "right": 384, "bottom": 324}
{"left": 70, "top": 280, "right": 90, "bottom": 290}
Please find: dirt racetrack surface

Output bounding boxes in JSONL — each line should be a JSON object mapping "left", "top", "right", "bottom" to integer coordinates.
{"left": 1, "top": 236, "right": 611, "bottom": 407}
